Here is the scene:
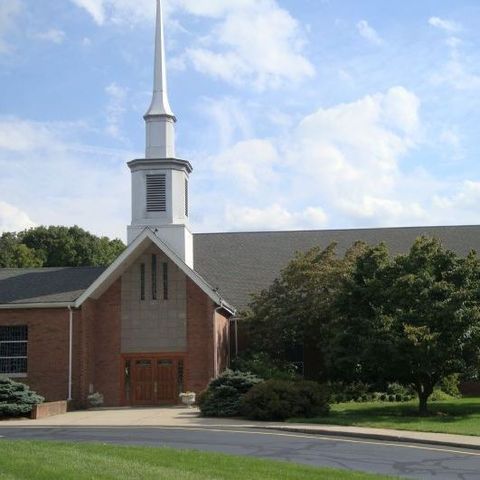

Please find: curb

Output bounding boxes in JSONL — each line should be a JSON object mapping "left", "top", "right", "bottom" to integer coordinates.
{"left": 254, "top": 426, "right": 480, "bottom": 452}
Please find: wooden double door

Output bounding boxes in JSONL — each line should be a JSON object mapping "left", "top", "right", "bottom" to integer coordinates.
{"left": 126, "top": 357, "right": 183, "bottom": 406}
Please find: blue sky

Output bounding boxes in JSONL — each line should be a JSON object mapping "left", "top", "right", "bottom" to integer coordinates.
{"left": 1, "top": 0, "right": 480, "bottom": 241}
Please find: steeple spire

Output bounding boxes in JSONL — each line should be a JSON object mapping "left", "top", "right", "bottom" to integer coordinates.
{"left": 144, "top": 0, "right": 176, "bottom": 159}
{"left": 128, "top": 0, "right": 193, "bottom": 267}
{"left": 145, "top": 0, "right": 174, "bottom": 118}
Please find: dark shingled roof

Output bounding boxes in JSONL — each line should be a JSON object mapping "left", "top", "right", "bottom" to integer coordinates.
{"left": 2, "top": 225, "right": 480, "bottom": 309}
{"left": 0, "top": 267, "right": 106, "bottom": 305}
{"left": 193, "top": 225, "right": 480, "bottom": 311}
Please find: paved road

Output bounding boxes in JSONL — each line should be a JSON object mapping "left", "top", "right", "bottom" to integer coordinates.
{"left": 0, "top": 425, "right": 478, "bottom": 479}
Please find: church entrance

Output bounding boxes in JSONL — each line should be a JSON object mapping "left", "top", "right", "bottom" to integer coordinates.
{"left": 123, "top": 355, "right": 184, "bottom": 406}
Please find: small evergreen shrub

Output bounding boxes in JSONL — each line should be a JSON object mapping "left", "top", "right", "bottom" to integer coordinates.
{"left": 439, "top": 374, "right": 461, "bottom": 398}
{"left": 0, "top": 377, "right": 44, "bottom": 418}
{"left": 242, "top": 379, "right": 330, "bottom": 421}
{"left": 87, "top": 392, "right": 104, "bottom": 408}
{"left": 198, "top": 370, "right": 262, "bottom": 417}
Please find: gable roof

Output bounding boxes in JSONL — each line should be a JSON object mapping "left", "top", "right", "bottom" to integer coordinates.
{"left": 2, "top": 224, "right": 480, "bottom": 311}
{"left": 74, "top": 228, "right": 235, "bottom": 314}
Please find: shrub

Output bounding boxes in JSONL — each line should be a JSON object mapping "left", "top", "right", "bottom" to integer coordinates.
{"left": 328, "top": 381, "right": 371, "bottom": 403}
{"left": 87, "top": 392, "right": 104, "bottom": 408}
{"left": 439, "top": 374, "right": 461, "bottom": 398}
{"left": 386, "top": 383, "right": 412, "bottom": 397}
{"left": 0, "top": 377, "right": 44, "bottom": 418}
{"left": 198, "top": 370, "right": 262, "bottom": 417}
{"left": 430, "top": 389, "right": 455, "bottom": 402}
{"left": 242, "top": 379, "right": 330, "bottom": 421}
{"left": 230, "top": 353, "right": 297, "bottom": 380}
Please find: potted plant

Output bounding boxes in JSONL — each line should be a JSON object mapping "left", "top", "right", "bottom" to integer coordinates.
{"left": 179, "top": 391, "right": 196, "bottom": 408}
{"left": 87, "top": 392, "right": 104, "bottom": 409}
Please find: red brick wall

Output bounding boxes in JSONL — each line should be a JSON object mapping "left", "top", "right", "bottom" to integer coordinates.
{"left": 0, "top": 308, "right": 71, "bottom": 402}
{"left": 31, "top": 400, "right": 68, "bottom": 419}
{"left": 215, "top": 310, "right": 230, "bottom": 373}
{"left": 0, "top": 276, "right": 227, "bottom": 406}
{"left": 185, "top": 279, "right": 215, "bottom": 393}
{"left": 92, "top": 280, "right": 122, "bottom": 406}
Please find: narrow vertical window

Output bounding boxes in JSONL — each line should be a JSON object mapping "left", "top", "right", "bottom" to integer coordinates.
{"left": 152, "top": 254, "right": 157, "bottom": 300}
{"left": 163, "top": 262, "right": 169, "bottom": 300}
{"left": 185, "top": 178, "right": 189, "bottom": 217}
{"left": 140, "top": 263, "right": 145, "bottom": 301}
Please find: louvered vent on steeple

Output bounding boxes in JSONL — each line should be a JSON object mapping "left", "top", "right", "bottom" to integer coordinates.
{"left": 146, "top": 174, "right": 167, "bottom": 212}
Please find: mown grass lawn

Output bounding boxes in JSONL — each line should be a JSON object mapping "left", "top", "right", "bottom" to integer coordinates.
{"left": 289, "top": 397, "right": 480, "bottom": 436}
{"left": 0, "top": 440, "right": 396, "bottom": 480}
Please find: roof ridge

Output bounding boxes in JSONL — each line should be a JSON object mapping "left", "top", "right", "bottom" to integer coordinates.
{"left": 192, "top": 224, "right": 480, "bottom": 237}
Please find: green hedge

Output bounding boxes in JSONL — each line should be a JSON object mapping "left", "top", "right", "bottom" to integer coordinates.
{"left": 242, "top": 379, "right": 330, "bottom": 421}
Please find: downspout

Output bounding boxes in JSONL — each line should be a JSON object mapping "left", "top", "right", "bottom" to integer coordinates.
{"left": 234, "top": 317, "right": 239, "bottom": 358}
{"left": 67, "top": 306, "right": 73, "bottom": 401}
{"left": 214, "top": 306, "right": 221, "bottom": 378}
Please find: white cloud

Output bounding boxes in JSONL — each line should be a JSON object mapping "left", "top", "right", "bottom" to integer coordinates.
{"left": 356, "top": 20, "right": 383, "bottom": 46}
{"left": 0, "top": 0, "right": 23, "bottom": 54}
{"left": 211, "top": 139, "right": 279, "bottom": 191}
{"left": 33, "top": 29, "right": 66, "bottom": 44}
{"left": 434, "top": 181, "right": 480, "bottom": 211}
{"left": 430, "top": 21, "right": 480, "bottom": 91}
{"left": 105, "top": 83, "right": 128, "bottom": 139}
{"left": 0, "top": 117, "right": 132, "bottom": 240}
{"left": 224, "top": 204, "right": 328, "bottom": 231}
{"left": 70, "top": 0, "right": 106, "bottom": 25}
{"left": 194, "top": 86, "right": 426, "bottom": 231}
{"left": 0, "top": 201, "right": 36, "bottom": 234}
{"left": 182, "top": 1, "right": 314, "bottom": 89}
{"left": 70, "top": 0, "right": 154, "bottom": 25}
{"left": 70, "top": 0, "right": 314, "bottom": 90}
{"left": 428, "top": 16, "right": 461, "bottom": 33}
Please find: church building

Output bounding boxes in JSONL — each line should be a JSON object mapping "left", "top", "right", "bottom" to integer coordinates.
{"left": 1, "top": 0, "right": 480, "bottom": 407}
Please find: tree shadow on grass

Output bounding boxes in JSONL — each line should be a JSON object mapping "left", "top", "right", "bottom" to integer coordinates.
{"left": 290, "top": 398, "right": 480, "bottom": 429}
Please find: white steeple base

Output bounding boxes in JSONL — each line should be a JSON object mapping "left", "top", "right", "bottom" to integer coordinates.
{"left": 128, "top": 224, "right": 193, "bottom": 269}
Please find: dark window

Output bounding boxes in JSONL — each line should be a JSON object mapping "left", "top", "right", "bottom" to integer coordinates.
{"left": 0, "top": 326, "right": 28, "bottom": 376}
{"left": 140, "top": 263, "right": 145, "bottom": 301}
{"left": 152, "top": 254, "right": 157, "bottom": 300}
{"left": 163, "top": 262, "right": 169, "bottom": 300}
{"left": 185, "top": 179, "right": 189, "bottom": 217}
{"left": 146, "top": 174, "right": 167, "bottom": 212}
{"left": 177, "top": 360, "right": 184, "bottom": 393}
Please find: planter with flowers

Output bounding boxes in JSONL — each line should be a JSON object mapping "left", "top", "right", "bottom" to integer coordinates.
{"left": 179, "top": 391, "right": 196, "bottom": 408}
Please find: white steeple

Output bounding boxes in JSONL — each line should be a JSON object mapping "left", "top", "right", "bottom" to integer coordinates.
{"left": 127, "top": 0, "right": 194, "bottom": 268}
{"left": 144, "top": 0, "right": 176, "bottom": 159}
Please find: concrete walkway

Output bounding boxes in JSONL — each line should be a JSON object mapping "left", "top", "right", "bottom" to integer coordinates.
{"left": 2, "top": 406, "right": 480, "bottom": 451}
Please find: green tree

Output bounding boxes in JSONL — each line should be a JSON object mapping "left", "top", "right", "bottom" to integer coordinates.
{"left": 243, "top": 241, "right": 367, "bottom": 380}
{"left": 333, "top": 237, "right": 480, "bottom": 415}
{"left": 0, "top": 233, "right": 43, "bottom": 268}
{"left": 0, "top": 226, "right": 125, "bottom": 268}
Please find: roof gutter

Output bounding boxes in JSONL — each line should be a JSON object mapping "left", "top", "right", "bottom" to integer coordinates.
{"left": 0, "top": 302, "right": 75, "bottom": 310}
{"left": 218, "top": 299, "right": 236, "bottom": 317}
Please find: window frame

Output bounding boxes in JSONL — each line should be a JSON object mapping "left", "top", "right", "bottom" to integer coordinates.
{"left": 0, "top": 326, "right": 28, "bottom": 378}
{"left": 163, "top": 262, "right": 169, "bottom": 300}
{"left": 152, "top": 254, "right": 158, "bottom": 300}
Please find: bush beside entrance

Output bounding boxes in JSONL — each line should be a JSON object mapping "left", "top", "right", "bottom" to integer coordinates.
{"left": 199, "top": 370, "right": 330, "bottom": 421}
